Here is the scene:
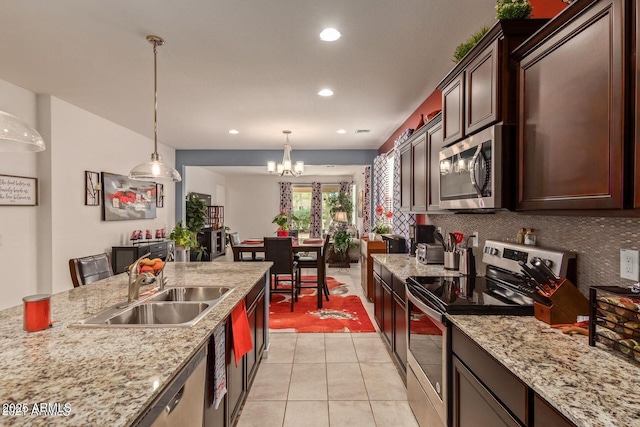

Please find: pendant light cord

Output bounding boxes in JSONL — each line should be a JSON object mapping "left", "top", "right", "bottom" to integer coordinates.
{"left": 147, "top": 35, "right": 165, "bottom": 158}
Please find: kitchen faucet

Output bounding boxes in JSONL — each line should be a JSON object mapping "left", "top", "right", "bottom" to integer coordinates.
{"left": 117, "top": 252, "right": 154, "bottom": 308}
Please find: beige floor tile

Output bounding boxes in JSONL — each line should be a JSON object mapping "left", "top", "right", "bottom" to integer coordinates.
{"left": 325, "top": 334, "right": 358, "bottom": 363}
{"left": 370, "top": 401, "right": 419, "bottom": 427}
{"left": 283, "top": 401, "right": 329, "bottom": 427}
{"left": 293, "top": 333, "right": 326, "bottom": 363}
{"left": 360, "top": 363, "right": 408, "bottom": 401}
{"left": 247, "top": 363, "right": 292, "bottom": 400}
{"left": 288, "top": 363, "right": 327, "bottom": 400}
{"left": 328, "top": 401, "right": 376, "bottom": 427}
{"left": 349, "top": 332, "right": 381, "bottom": 339}
{"left": 327, "top": 363, "right": 368, "bottom": 401}
{"left": 265, "top": 333, "right": 297, "bottom": 363}
{"left": 236, "top": 400, "right": 286, "bottom": 427}
{"left": 353, "top": 336, "right": 393, "bottom": 363}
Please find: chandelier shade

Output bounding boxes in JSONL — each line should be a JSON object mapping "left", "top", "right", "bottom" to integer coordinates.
{"left": 0, "top": 111, "right": 45, "bottom": 152}
{"left": 268, "top": 130, "right": 304, "bottom": 177}
{"left": 129, "top": 35, "right": 182, "bottom": 182}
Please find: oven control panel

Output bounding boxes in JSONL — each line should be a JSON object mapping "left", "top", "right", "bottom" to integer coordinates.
{"left": 482, "top": 239, "right": 575, "bottom": 278}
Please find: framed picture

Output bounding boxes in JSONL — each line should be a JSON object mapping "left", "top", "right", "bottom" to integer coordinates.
{"left": 0, "top": 174, "right": 38, "bottom": 206}
{"left": 101, "top": 172, "right": 157, "bottom": 221}
{"left": 85, "top": 171, "right": 101, "bottom": 206}
{"left": 156, "top": 183, "right": 164, "bottom": 208}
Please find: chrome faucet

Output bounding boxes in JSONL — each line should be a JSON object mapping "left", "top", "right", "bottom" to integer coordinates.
{"left": 123, "top": 252, "right": 154, "bottom": 306}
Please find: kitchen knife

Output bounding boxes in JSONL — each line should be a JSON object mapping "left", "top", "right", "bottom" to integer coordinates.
{"left": 433, "top": 231, "right": 446, "bottom": 251}
{"left": 449, "top": 233, "right": 457, "bottom": 251}
{"left": 531, "top": 257, "right": 560, "bottom": 283}
{"left": 528, "top": 262, "right": 557, "bottom": 289}
{"left": 518, "top": 261, "right": 552, "bottom": 296}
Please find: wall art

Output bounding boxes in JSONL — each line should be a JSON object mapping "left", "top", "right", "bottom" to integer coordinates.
{"left": 156, "top": 183, "right": 164, "bottom": 208}
{"left": 101, "top": 172, "right": 157, "bottom": 221}
{"left": 0, "top": 174, "right": 38, "bottom": 206}
{"left": 85, "top": 171, "right": 101, "bottom": 206}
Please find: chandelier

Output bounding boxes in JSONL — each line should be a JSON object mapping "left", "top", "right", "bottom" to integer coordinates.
{"left": 129, "top": 35, "right": 182, "bottom": 182}
{"left": 267, "top": 130, "right": 304, "bottom": 177}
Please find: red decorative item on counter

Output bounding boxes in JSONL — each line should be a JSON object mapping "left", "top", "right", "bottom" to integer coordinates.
{"left": 23, "top": 294, "right": 51, "bottom": 332}
{"left": 277, "top": 228, "right": 289, "bottom": 237}
{"left": 146, "top": 229, "right": 152, "bottom": 239}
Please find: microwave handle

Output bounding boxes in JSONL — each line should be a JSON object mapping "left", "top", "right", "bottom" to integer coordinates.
{"left": 469, "top": 146, "right": 487, "bottom": 196}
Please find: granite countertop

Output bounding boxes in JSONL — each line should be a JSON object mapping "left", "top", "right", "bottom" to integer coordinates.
{"left": 450, "top": 315, "right": 640, "bottom": 427}
{"left": 371, "top": 253, "right": 461, "bottom": 281}
{"left": 0, "top": 262, "right": 271, "bottom": 426}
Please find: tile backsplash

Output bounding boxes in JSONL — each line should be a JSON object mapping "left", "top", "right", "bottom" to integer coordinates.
{"left": 426, "top": 212, "right": 640, "bottom": 295}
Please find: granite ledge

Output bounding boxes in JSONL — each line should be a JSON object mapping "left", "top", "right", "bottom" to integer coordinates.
{"left": 371, "top": 253, "right": 461, "bottom": 281}
{"left": 449, "top": 314, "right": 640, "bottom": 427}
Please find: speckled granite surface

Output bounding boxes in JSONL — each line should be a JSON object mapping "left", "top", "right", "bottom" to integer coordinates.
{"left": 371, "top": 253, "right": 461, "bottom": 281}
{"left": 450, "top": 315, "right": 640, "bottom": 427}
{"left": 0, "top": 262, "right": 270, "bottom": 426}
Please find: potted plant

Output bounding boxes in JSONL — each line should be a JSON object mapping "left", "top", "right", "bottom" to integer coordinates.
{"left": 272, "top": 210, "right": 299, "bottom": 236}
{"left": 495, "top": 0, "right": 532, "bottom": 19}
{"left": 170, "top": 221, "right": 198, "bottom": 262}
{"left": 327, "top": 193, "right": 354, "bottom": 221}
{"left": 332, "top": 222, "right": 357, "bottom": 264}
{"left": 186, "top": 195, "right": 209, "bottom": 261}
{"left": 370, "top": 205, "right": 392, "bottom": 239}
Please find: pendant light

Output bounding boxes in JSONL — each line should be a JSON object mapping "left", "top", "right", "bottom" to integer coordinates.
{"left": 129, "top": 35, "right": 181, "bottom": 182}
{"left": 0, "top": 111, "right": 45, "bottom": 152}
{"left": 267, "top": 130, "right": 304, "bottom": 177}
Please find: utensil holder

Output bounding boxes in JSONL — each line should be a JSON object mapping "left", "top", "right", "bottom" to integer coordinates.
{"left": 533, "top": 278, "right": 589, "bottom": 325}
{"left": 444, "top": 252, "right": 459, "bottom": 270}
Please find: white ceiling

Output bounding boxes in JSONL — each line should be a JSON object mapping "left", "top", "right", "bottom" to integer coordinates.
{"left": 0, "top": 0, "right": 498, "bottom": 151}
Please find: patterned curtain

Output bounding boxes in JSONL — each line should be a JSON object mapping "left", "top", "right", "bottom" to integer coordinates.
{"left": 373, "top": 155, "right": 388, "bottom": 230}
{"left": 309, "top": 182, "right": 322, "bottom": 238}
{"left": 393, "top": 140, "right": 415, "bottom": 248}
{"left": 279, "top": 182, "right": 293, "bottom": 227}
{"left": 363, "top": 166, "right": 371, "bottom": 234}
{"left": 339, "top": 181, "right": 353, "bottom": 197}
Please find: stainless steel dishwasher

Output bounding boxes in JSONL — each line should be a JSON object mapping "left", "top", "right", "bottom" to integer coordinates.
{"left": 137, "top": 345, "right": 207, "bottom": 427}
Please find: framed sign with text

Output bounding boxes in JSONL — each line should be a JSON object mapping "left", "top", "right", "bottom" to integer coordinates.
{"left": 0, "top": 174, "right": 38, "bottom": 206}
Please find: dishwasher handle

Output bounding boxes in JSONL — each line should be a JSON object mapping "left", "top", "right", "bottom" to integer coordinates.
{"left": 165, "top": 385, "right": 185, "bottom": 415}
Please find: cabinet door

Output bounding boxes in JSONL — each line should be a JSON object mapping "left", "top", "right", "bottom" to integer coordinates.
{"left": 255, "top": 291, "right": 265, "bottom": 361}
{"left": 534, "top": 394, "right": 576, "bottom": 427}
{"left": 465, "top": 40, "right": 499, "bottom": 135}
{"left": 518, "top": 0, "right": 625, "bottom": 210}
{"left": 246, "top": 303, "right": 257, "bottom": 383}
{"left": 226, "top": 321, "right": 245, "bottom": 426}
{"left": 442, "top": 73, "right": 465, "bottom": 145}
{"left": 411, "top": 133, "right": 428, "bottom": 212}
{"left": 400, "top": 142, "right": 412, "bottom": 211}
{"left": 393, "top": 293, "right": 407, "bottom": 373}
{"left": 374, "top": 274, "right": 384, "bottom": 331}
{"left": 428, "top": 118, "right": 445, "bottom": 211}
{"left": 382, "top": 281, "right": 393, "bottom": 347}
{"left": 452, "top": 356, "right": 520, "bottom": 427}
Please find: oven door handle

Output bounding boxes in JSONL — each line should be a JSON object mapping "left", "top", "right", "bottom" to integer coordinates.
{"left": 406, "top": 285, "right": 446, "bottom": 324}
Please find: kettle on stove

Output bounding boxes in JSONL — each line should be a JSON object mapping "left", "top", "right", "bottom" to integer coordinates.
{"left": 459, "top": 247, "right": 476, "bottom": 276}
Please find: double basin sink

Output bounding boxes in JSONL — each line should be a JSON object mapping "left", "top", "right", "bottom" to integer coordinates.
{"left": 75, "top": 286, "right": 233, "bottom": 328}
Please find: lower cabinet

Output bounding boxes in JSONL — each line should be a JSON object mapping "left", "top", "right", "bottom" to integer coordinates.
{"left": 204, "top": 277, "right": 266, "bottom": 427}
{"left": 393, "top": 293, "right": 407, "bottom": 372}
{"left": 382, "top": 280, "right": 393, "bottom": 347}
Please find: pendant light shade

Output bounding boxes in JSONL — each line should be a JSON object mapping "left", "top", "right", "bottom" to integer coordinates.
{"left": 129, "top": 35, "right": 182, "bottom": 182}
{"left": 0, "top": 111, "right": 45, "bottom": 152}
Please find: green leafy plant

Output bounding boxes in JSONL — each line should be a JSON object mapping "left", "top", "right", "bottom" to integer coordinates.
{"left": 333, "top": 229, "right": 357, "bottom": 261}
{"left": 272, "top": 210, "right": 299, "bottom": 231}
{"left": 453, "top": 26, "right": 490, "bottom": 63}
{"left": 170, "top": 221, "right": 198, "bottom": 248}
{"left": 327, "top": 193, "right": 354, "bottom": 221}
{"left": 372, "top": 224, "right": 391, "bottom": 235}
{"left": 186, "top": 195, "right": 207, "bottom": 233}
{"left": 372, "top": 205, "right": 392, "bottom": 234}
{"left": 496, "top": 0, "right": 532, "bottom": 19}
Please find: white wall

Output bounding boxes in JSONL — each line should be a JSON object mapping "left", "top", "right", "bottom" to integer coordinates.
{"left": 0, "top": 79, "right": 176, "bottom": 308}
{"left": 223, "top": 174, "right": 360, "bottom": 240}
{"left": 184, "top": 167, "right": 226, "bottom": 207}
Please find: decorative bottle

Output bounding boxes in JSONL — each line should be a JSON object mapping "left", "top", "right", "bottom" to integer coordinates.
{"left": 524, "top": 228, "right": 536, "bottom": 246}
{"left": 516, "top": 228, "right": 525, "bottom": 244}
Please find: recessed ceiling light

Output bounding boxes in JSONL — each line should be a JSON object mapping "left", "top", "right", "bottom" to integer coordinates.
{"left": 228, "top": 129, "right": 239, "bottom": 134}
{"left": 336, "top": 129, "right": 347, "bottom": 134}
{"left": 319, "top": 28, "right": 341, "bottom": 42}
{"left": 318, "top": 89, "right": 334, "bottom": 97}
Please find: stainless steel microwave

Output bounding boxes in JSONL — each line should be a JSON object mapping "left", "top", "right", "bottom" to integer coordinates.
{"left": 438, "top": 124, "right": 513, "bottom": 210}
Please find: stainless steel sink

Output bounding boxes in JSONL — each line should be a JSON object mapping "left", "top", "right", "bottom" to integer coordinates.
{"left": 149, "top": 286, "right": 231, "bottom": 302}
{"left": 73, "top": 286, "right": 234, "bottom": 328}
{"left": 105, "top": 302, "right": 210, "bottom": 325}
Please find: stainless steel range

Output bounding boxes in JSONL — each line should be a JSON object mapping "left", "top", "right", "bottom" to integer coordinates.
{"left": 405, "top": 240, "right": 576, "bottom": 427}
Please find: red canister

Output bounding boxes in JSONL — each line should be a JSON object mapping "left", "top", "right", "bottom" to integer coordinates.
{"left": 23, "top": 294, "right": 51, "bottom": 332}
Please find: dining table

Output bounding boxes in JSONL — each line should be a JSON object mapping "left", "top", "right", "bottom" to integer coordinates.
{"left": 231, "top": 238, "right": 327, "bottom": 308}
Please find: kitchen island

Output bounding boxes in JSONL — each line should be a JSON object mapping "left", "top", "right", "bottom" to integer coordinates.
{"left": 0, "top": 261, "right": 271, "bottom": 426}
{"left": 372, "top": 254, "right": 640, "bottom": 427}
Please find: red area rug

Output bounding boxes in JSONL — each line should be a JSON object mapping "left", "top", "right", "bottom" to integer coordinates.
{"left": 269, "top": 276, "right": 376, "bottom": 333}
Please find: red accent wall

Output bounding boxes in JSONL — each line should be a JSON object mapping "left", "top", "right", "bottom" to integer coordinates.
{"left": 378, "top": 0, "right": 568, "bottom": 156}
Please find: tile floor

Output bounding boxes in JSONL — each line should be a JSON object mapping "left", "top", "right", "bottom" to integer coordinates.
{"left": 234, "top": 265, "right": 419, "bottom": 427}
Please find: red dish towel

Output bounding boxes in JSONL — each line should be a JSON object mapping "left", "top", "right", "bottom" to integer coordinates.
{"left": 231, "top": 299, "right": 253, "bottom": 367}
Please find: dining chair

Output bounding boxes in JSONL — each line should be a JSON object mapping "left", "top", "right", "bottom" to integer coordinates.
{"left": 229, "top": 232, "right": 264, "bottom": 261}
{"left": 264, "top": 237, "right": 298, "bottom": 311}
{"left": 69, "top": 253, "right": 114, "bottom": 287}
{"left": 295, "top": 234, "right": 331, "bottom": 301}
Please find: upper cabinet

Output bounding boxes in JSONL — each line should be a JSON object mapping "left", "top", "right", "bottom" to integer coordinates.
{"left": 438, "top": 20, "right": 549, "bottom": 147}
{"left": 514, "top": 0, "right": 627, "bottom": 211}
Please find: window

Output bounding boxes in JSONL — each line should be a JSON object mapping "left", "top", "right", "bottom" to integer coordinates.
{"left": 292, "top": 183, "right": 356, "bottom": 238}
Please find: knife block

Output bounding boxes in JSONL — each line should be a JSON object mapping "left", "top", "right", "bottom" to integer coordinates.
{"left": 534, "top": 278, "right": 590, "bottom": 325}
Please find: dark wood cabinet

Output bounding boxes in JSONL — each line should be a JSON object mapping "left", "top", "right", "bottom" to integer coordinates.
{"left": 393, "top": 293, "right": 407, "bottom": 371}
{"left": 382, "top": 280, "right": 393, "bottom": 347}
{"left": 374, "top": 273, "right": 384, "bottom": 330}
{"left": 533, "top": 394, "right": 575, "bottom": 427}
{"left": 427, "top": 114, "right": 444, "bottom": 212}
{"left": 400, "top": 141, "right": 412, "bottom": 211}
{"left": 515, "top": 0, "right": 626, "bottom": 211}
{"left": 411, "top": 132, "right": 428, "bottom": 212}
{"left": 111, "top": 240, "right": 174, "bottom": 274}
{"left": 194, "top": 228, "right": 226, "bottom": 261}
{"left": 360, "top": 239, "right": 386, "bottom": 301}
{"left": 451, "top": 356, "right": 520, "bottom": 427}
{"left": 226, "top": 320, "right": 245, "bottom": 425}
{"left": 439, "top": 19, "right": 548, "bottom": 146}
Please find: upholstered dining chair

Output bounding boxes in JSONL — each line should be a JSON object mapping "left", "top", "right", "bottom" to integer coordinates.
{"left": 264, "top": 237, "right": 298, "bottom": 311}
{"left": 295, "top": 234, "right": 331, "bottom": 301}
{"left": 69, "top": 253, "right": 114, "bottom": 287}
{"left": 229, "top": 232, "right": 265, "bottom": 262}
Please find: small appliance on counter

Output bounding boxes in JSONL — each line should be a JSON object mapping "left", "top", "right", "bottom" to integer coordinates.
{"left": 409, "top": 224, "right": 435, "bottom": 256}
{"left": 381, "top": 234, "right": 407, "bottom": 254}
{"left": 416, "top": 243, "right": 444, "bottom": 264}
